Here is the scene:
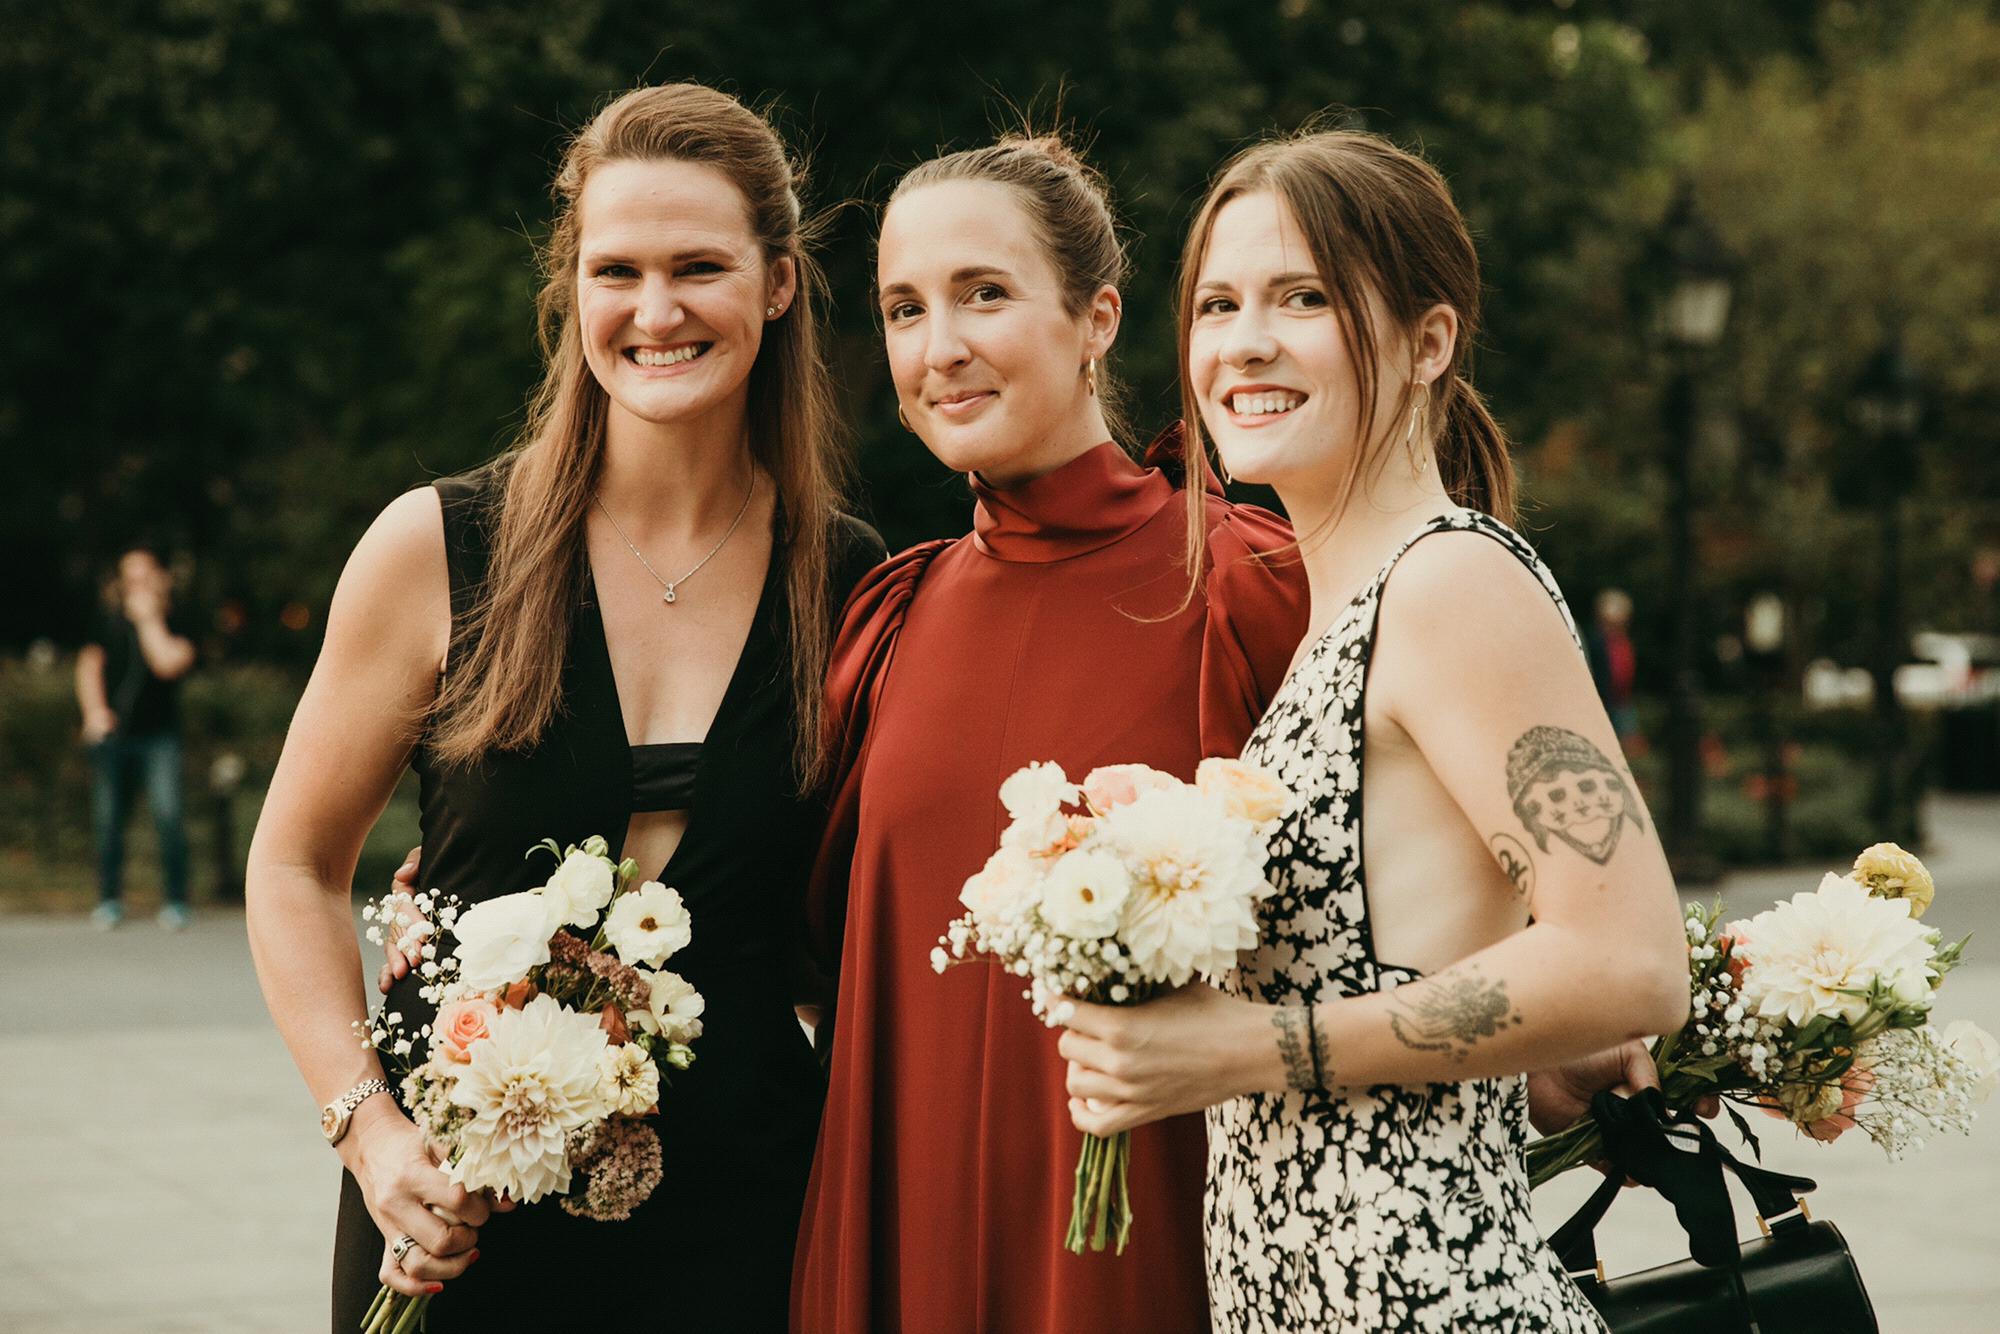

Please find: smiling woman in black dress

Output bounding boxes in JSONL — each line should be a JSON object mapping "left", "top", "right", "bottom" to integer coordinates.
{"left": 245, "top": 83, "right": 880, "bottom": 1331}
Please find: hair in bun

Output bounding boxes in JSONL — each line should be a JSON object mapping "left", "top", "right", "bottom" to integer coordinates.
{"left": 890, "top": 128, "right": 1130, "bottom": 437}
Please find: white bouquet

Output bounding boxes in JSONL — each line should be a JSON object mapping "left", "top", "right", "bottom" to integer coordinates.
{"left": 354, "top": 836, "right": 703, "bottom": 1333}
{"left": 1529, "top": 842, "right": 1992, "bottom": 1185}
{"left": 933, "top": 757, "right": 1291, "bottom": 1253}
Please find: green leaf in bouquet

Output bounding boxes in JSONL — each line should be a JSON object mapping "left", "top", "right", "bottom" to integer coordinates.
{"left": 1790, "top": 1014, "right": 1837, "bottom": 1051}
{"left": 1721, "top": 1099, "right": 1764, "bottom": 1161}
{"left": 529, "top": 837, "right": 564, "bottom": 864}
{"left": 1932, "top": 931, "right": 1971, "bottom": 980}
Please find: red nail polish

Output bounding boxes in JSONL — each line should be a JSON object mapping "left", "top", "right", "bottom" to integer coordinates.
{"left": 468, "top": 1250, "right": 480, "bottom": 1262}
{"left": 427, "top": 1283, "right": 444, "bottom": 1294}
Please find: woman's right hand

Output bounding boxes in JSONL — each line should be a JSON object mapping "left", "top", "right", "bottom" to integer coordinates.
{"left": 377, "top": 847, "right": 426, "bottom": 995}
{"left": 346, "top": 1096, "right": 486, "bottom": 1296}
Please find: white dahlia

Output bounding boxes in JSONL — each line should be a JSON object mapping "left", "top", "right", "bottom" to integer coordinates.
{"left": 445, "top": 994, "right": 611, "bottom": 1203}
{"left": 1730, "top": 873, "right": 1936, "bottom": 1027}
{"left": 1094, "top": 785, "right": 1272, "bottom": 986}
{"left": 604, "top": 881, "right": 692, "bottom": 968}
{"left": 1039, "top": 848, "right": 1131, "bottom": 940}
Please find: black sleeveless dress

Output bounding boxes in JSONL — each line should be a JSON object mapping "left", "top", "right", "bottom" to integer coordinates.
{"left": 331, "top": 460, "right": 885, "bottom": 1332}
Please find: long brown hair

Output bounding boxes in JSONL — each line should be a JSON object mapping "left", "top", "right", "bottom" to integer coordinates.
{"left": 428, "top": 83, "right": 851, "bottom": 785}
{"left": 1175, "top": 128, "right": 1515, "bottom": 588}
{"left": 889, "top": 131, "right": 1133, "bottom": 443}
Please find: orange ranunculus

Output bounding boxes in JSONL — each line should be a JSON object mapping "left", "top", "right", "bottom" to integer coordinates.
{"left": 502, "top": 979, "right": 538, "bottom": 1010}
{"left": 435, "top": 997, "right": 500, "bottom": 1064}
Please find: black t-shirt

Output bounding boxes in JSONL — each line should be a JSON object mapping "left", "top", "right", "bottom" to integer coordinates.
{"left": 90, "top": 611, "right": 189, "bottom": 736}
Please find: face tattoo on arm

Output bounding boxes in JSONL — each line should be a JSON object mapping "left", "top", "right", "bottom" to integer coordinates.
{"left": 1505, "top": 726, "right": 1644, "bottom": 866}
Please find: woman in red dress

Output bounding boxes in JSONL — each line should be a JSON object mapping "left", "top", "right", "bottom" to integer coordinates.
{"left": 789, "top": 135, "right": 1308, "bottom": 1333}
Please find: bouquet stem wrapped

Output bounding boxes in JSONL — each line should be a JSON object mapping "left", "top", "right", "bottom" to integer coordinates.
{"left": 1529, "top": 844, "right": 1991, "bottom": 1188}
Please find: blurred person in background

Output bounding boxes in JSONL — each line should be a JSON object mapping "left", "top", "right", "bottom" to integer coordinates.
{"left": 74, "top": 544, "right": 198, "bottom": 929}
{"left": 1589, "top": 588, "right": 1642, "bottom": 756}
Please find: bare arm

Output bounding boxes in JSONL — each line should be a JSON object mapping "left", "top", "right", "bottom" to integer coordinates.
{"left": 245, "top": 486, "right": 486, "bottom": 1291}
{"left": 1061, "top": 536, "right": 1689, "bottom": 1127}
{"left": 130, "top": 610, "right": 196, "bottom": 680}
{"left": 75, "top": 644, "right": 116, "bottom": 741}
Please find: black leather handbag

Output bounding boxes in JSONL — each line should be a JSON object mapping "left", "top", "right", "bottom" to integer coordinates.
{"left": 1546, "top": 1090, "right": 1877, "bottom": 1334}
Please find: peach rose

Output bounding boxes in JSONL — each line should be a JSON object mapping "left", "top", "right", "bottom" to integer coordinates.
{"left": 1081, "top": 764, "right": 1179, "bottom": 814}
{"left": 1195, "top": 757, "right": 1291, "bottom": 826}
{"left": 434, "top": 997, "right": 499, "bottom": 1064}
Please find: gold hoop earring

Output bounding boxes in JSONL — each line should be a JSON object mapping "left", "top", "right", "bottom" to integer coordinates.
{"left": 1404, "top": 380, "right": 1432, "bottom": 479}
{"left": 1084, "top": 357, "right": 1099, "bottom": 397}
{"left": 1215, "top": 449, "right": 1232, "bottom": 487}
{"left": 897, "top": 404, "right": 912, "bottom": 432}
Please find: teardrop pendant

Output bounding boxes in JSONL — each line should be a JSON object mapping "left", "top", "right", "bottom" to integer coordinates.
{"left": 662, "top": 586, "right": 677, "bottom": 604}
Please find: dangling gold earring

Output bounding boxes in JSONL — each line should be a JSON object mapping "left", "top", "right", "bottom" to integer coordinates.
{"left": 1084, "top": 357, "right": 1099, "bottom": 397}
{"left": 1215, "top": 449, "right": 1233, "bottom": 487}
{"left": 1405, "top": 380, "right": 1432, "bottom": 479}
{"left": 897, "top": 404, "right": 912, "bottom": 432}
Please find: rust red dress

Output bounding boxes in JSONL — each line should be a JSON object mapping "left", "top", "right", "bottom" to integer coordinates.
{"left": 792, "top": 437, "right": 1307, "bottom": 1334}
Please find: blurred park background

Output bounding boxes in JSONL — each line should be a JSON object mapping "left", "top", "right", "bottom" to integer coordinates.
{"left": 4, "top": 0, "right": 2000, "bottom": 910}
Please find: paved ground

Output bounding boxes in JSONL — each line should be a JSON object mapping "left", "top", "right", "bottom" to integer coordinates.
{"left": 3, "top": 795, "right": 1997, "bottom": 1331}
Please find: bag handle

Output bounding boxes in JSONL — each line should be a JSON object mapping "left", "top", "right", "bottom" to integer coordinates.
{"left": 1548, "top": 1088, "right": 1818, "bottom": 1279}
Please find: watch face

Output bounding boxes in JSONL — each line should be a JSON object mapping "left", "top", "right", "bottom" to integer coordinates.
{"left": 322, "top": 1105, "right": 342, "bottom": 1140}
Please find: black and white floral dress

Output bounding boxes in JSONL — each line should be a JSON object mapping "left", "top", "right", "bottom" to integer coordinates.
{"left": 1204, "top": 510, "right": 1606, "bottom": 1333}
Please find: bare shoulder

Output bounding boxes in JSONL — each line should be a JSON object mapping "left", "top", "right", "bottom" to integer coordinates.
{"left": 1378, "top": 528, "right": 1575, "bottom": 655}
{"left": 326, "top": 487, "right": 449, "bottom": 663}
{"left": 1372, "top": 526, "right": 1588, "bottom": 721}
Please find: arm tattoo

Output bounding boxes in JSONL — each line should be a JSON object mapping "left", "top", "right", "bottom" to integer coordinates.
{"left": 1489, "top": 833, "right": 1535, "bottom": 902}
{"left": 1386, "top": 967, "right": 1523, "bottom": 1062}
{"left": 1504, "top": 725, "right": 1644, "bottom": 865}
{"left": 1273, "top": 1006, "right": 1317, "bottom": 1091}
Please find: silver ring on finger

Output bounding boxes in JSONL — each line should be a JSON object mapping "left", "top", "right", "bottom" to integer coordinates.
{"left": 391, "top": 1234, "right": 419, "bottom": 1268}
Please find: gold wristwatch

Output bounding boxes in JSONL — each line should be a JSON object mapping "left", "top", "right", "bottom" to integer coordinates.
{"left": 321, "top": 1078, "right": 390, "bottom": 1145}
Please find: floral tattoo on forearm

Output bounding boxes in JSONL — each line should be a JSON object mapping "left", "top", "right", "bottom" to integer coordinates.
{"left": 1386, "top": 967, "right": 1523, "bottom": 1062}
{"left": 1504, "top": 725, "right": 1644, "bottom": 865}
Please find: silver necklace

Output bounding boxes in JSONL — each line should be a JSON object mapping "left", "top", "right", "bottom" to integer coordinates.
{"left": 594, "top": 468, "right": 756, "bottom": 605}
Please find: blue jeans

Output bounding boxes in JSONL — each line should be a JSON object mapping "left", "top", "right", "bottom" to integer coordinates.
{"left": 89, "top": 732, "right": 189, "bottom": 906}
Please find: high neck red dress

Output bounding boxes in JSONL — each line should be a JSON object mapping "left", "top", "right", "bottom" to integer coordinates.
{"left": 792, "top": 438, "right": 1307, "bottom": 1334}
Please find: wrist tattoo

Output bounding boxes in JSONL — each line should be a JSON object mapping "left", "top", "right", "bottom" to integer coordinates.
{"left": 1274, "top": 1005, "right": 1317, "bottom": 1091}
{"left": 1504, "top": 725, "right": 1644, "bottom": 865}
{"left": 1386, "top": 967, "right": 1523, "bottom": 1063}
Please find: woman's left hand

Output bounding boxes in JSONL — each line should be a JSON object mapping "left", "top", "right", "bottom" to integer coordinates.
{"left": 1056, "top": 984, "right": 1259, "bottom": 1136}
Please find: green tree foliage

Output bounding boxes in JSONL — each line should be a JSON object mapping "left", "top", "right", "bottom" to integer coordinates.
{"left": 3, "top": 0, "right": 1670, "bottom": 659}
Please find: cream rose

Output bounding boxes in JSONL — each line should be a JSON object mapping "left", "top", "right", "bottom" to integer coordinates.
{"left": 1081, "top": 764, "right": 1179, "bottom": 813}
{"left": 451, "top": 890, "right": 563, "bottom": 993}
{"left": 1195, "top": 757, "right": 1292, "bottom": 827}
{"left": 1941, "top": 1019, "right": 2000, "bottom": 1103}
{"left": 542, "top": 849, "right": 616, "bottom": 929}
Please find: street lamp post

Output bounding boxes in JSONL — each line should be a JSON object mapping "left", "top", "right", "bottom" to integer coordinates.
{"left": 1851, "top": 338, "right": 1923, "bottom": 842}
{"left": 1744, "top": 592, "right": 1790, "bottom": 860}
{"left": 1658, "top": 190, "right": 1736, "bottom": 875}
